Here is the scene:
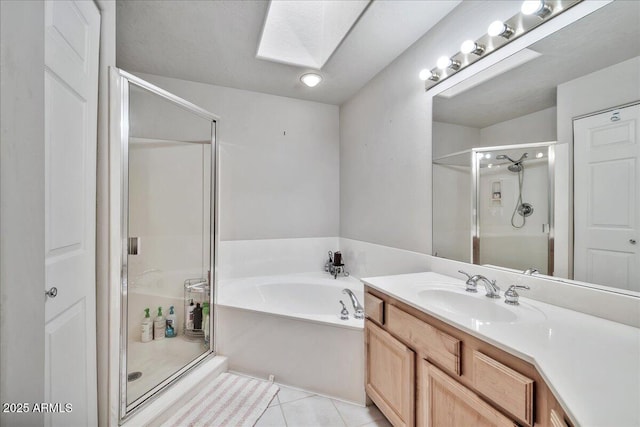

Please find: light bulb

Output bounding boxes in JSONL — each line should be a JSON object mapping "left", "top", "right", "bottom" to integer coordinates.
{"left": 300, "top": 73, "right": 322, "bottom": 87}
{"left": 521, "top": 0, "right": 552, "bottom": 17}
{"left": 437, "top": 56, "right": 461, "bottom": 71}
{"left": 460, "top": 40, "right": 475, "bottom": 54}
{"left": 484, "top": 153, "right": 492, "bottom": 159}
{"left": 437, "top": 56, "right": 452, "bottom": 70}
{"left": 536, "top": 152, "right": 544, "bottom": 158}
{"left": 488, "top": 20, "right": 514, "bottom": 38}
{"left": 419, "top": 69, "right": 431, "bottom": 81}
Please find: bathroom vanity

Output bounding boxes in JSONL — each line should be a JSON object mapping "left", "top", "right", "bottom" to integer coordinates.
{"left": 362, "top": 272, "right": 640, "bottom": 427}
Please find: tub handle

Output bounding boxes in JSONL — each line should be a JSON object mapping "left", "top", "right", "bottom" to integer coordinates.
{"left": 339, "top": 300, "right": 350, "bottom": 320}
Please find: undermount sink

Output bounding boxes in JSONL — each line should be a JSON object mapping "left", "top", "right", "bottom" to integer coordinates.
{"left": 416, "top": 289, "right": 519, "bottom": 323}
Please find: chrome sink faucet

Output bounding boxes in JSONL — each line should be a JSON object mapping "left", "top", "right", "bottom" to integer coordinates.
{"left": 342, "top": 289, "right": 364, "bottom": 319}
{"left": 458, "top": 270, "right": 500, "bottom": 298}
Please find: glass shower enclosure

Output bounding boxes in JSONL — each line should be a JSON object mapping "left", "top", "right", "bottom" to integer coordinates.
{"left": 109, "top": 68, "right": 217, "bottom": 422}
{"left": 432, "top": 141, "right": 554, "bottom": 275}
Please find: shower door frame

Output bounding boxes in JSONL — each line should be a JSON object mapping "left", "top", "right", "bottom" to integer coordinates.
{"left": 471, "top": 141, "right": 556, "bottom": 275}
{"left": 108, "top": 67, "right": 219, "bottom": 424}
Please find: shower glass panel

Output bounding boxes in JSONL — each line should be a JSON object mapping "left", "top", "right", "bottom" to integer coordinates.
{"left": 125, "top": 82, "right": 214, "bottom": 408}
{"left": 433, "top": 150, "right": 473, "bottom": 262}
{"left": 473, "top": 144, "right": 554, "bottom": 274}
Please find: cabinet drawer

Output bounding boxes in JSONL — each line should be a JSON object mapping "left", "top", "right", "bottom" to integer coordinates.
{"left": 472, "top": 351, "right": 534, "bottom": 426}
{"left": 364, "top": 292, "right": 384, "bottom": 325}
{"left": 386, "top": 304, "right": 461, "bottom": 375}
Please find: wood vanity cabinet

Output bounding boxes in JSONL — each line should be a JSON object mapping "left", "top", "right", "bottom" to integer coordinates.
{"left": 364, "top": 286, "right": 573, "bottom": 427}
{"left": 365, "top": 320, "right": 415, "bottom": 427}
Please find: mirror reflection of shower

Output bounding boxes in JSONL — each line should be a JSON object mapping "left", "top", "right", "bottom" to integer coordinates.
{"left": 496, "top": 153, "right": 533, "bottom": 229}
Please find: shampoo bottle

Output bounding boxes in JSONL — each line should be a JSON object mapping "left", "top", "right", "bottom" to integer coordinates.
{"left": 141, "top": 308, "right": 153, "bottom": 343}
{"left": 154, "top": 307, "right": 165, "bottom": 340}
{"left": 186, "top": 299, "right": 195, "bottom": 331}
{"left": 165, "top": 305, "right": 177, "bottom": 338}
{"left": 193, "top": 303, "right": 202, "bottom": 330}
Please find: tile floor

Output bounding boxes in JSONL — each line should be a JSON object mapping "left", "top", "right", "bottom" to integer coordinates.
{"left": 256, "top": 384, "right": 392, "bottom": 427}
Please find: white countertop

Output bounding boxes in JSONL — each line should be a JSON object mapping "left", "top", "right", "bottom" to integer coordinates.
{"left": 362, "top": 271, "right": 640, "bottom": 427}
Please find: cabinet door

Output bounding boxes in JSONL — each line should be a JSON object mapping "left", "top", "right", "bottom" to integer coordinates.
{"left": 418, "top": 359, "right": 515, "bottom": 427}
{"left": 365, "top": 320, "right": 415, "bottom": 427}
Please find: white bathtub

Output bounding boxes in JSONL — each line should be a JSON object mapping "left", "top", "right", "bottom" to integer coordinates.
{"left": 216, "top": 272, "right": 366, "bottom": 404}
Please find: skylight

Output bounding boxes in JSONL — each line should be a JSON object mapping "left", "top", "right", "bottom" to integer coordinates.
{"left": 257, "top": 0, "right": 370, "bottom": 69}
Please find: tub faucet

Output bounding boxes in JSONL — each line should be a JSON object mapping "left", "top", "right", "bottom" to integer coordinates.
{"left": 522, "top": 268, "right": 539, "bottom": 275}
{"left": 342, "top": 289, "right": 364, "bottom": 319}
{"left": 325, "top": 251, "right": 349, "bottom": 279}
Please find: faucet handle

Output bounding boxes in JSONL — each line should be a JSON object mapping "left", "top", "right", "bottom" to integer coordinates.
{"left": 458, "top": 270, "right": 472, "bottom": 279}
{"left": 504, "top": 285, "right": 530, "bottom": 305}
{"left": 339, "top": 300, "right": 349, "bottom": 320}
{"left": 459, "top": 270, "right": 478, "bottom": 293}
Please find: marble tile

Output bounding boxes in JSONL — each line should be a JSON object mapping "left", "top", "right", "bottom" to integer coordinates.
{"left": 280, "top": 395, "right": 346, "bottom": 427}
{"left": 275, "top": 385, "right": 314, "bottom": 404}
{"left": 255, "top": 405, "right": 287, "bottom": 427}
{"left": 332, "top": 400, "right": 385, "bottom": 427}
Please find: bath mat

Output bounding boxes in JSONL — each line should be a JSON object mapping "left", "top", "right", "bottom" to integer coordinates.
{"left": 159, "top": 373, "right": 279, "bottom": 427}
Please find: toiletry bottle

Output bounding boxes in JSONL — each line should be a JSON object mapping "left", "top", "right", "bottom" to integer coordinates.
{"left": 202, "top": 303, "right": 210, "bottom": 343}
{"left": 186, "top": 299, "right": 195, "bottom": 331}
{"left": 193, "top": 303, "right": 202, "bottom": 330}
{"left": 154, "top": 307, "right": 165, "bottom": 340}
{"left": 165, "top": 305, "right": 177, "bottom": 338}
{"left": 141, "top": 308, "right": 153, "bottom": 343}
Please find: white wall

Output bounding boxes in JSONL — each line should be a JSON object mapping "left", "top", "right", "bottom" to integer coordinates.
{"left": 0, "top": 2, "right": 45, "bottom": 426}
{"left": 480, "top": 107, "right": 556, "bottom": 147}
{"left": 432, "top": 121, "right": 480, "bottom": 158}
{"left": 133, "top": 73, "right": 340, "bottom": 242}
{"left": 339, "top": 1, "right": 522, "bottom": 254}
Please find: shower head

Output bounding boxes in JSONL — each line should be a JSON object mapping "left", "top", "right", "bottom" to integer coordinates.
{"left": 496, "top": 153, "right": 528, "bottom": 172}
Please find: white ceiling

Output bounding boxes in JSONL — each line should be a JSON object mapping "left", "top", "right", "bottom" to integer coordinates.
{"left": 116, "top": 0, "right": 461, "bottom": 105}
{"left": 434, "top": 0, "right": 640, "bottom": 128}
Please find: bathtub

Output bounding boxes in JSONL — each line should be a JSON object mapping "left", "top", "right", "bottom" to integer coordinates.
{"left": 216, "top": 272, "right": 366, "bottom": 404}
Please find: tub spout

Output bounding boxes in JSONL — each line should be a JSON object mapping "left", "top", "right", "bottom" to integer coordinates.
{"left": 342, "top": 289, "right": 364, "bottom": 319}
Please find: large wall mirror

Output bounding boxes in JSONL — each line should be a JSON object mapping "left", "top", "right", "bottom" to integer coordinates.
{"left": 432, "top": 0, "right": 639, "bottom": 294}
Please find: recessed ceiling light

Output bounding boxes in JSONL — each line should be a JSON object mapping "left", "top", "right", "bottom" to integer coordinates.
{"left": 301, "top": 73, "right": 322, "bottom": 88}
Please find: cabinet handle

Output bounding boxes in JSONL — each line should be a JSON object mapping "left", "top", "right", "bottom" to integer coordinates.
{"left": 630, "top": 239, "right": 637, "bottom": 245}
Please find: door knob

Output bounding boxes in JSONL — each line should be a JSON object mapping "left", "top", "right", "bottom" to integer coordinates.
{"left": 45, "top": 287, "right": 58, "bottom": 298}
{"left": 630, "top": 239, "right": 637, "bottom": 245}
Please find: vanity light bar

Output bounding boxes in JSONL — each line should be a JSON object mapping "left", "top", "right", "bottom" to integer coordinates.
{"left": 422, "top": 0, "right": 581, "bottom": 91}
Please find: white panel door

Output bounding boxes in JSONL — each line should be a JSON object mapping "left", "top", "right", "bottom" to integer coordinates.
{"left": 574, "top": 104, "right": 640, "bottom": 291}
{"left": 44, "top": 1, "right": 100, "bottom": 426}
